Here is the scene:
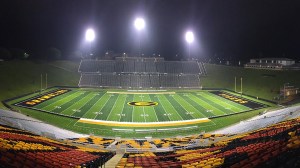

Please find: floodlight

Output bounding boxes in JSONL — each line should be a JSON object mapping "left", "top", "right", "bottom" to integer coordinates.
{"left": 134, "top": 18, "right": 145, "bottom": 31}
{"left": 85, "top": 28, "right": 95, "bottom": 42}
{"left": 185, "top": 31, "right": 194, "bottom": 44}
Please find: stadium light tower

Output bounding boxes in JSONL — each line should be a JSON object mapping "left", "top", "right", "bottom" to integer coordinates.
{"left": 85, "top": 28, "right": 95, "bottom": 56}
{"left": 134, "top": 17, "right": 145, "bottom": 56}
{"left": 185, "top": 31, "right": 194, "bottom": 58}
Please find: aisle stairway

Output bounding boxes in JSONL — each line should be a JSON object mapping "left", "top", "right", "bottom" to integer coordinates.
{"left": 105, "top": 154, "right": 124, "bottom": 168}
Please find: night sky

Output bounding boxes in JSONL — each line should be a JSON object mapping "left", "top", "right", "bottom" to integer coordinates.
{"left": 0, "top": 0, "right": 299, "bottom": 61}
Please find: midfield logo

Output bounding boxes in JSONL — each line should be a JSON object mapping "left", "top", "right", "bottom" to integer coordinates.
{"left": 127, "top": 101, "right": 158, "bottom": 106}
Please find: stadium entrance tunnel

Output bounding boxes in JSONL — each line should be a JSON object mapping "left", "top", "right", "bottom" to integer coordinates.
{"left": 127, "top": 101, "right": 158, "bottom": 106}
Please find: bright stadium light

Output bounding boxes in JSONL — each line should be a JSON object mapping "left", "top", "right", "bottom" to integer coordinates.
{"left": 185, "top": 31, "right": 194, "bottom": 58}
{"left": 85, "top": 28, "right": 95, "bottom": 42}
{"left": 185, "top": 31, "right": 194, "bottom": 44}
{"left": 134, "top": 17, "right": 145, "bottom": 56}
{"left": 134, "top": 18, "right": 145, "bottom": 31}
{"left": 85, "top": 28, "right": 95, "bottom": 57}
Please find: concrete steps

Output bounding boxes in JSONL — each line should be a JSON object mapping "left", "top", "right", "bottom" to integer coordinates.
{"left": 104, "top": 153, "right": 124, "bottom": 168}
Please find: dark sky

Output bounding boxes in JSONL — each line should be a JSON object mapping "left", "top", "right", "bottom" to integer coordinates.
{"left": 0, "top": 0, "right": 299, "bottom": 60}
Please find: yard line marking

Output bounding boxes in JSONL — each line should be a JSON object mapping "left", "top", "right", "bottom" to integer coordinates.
{"left": 66, "top": 92, "right": 96, "bottom": 116}
{"left": 172, "top": 94, "right": 200, "bottom": 119}
{"left": 203, "top": 92, "right": 246, "bottom": 111}
{"left": 36, "top": 90, "right": 75, "bottom": 109}
{"left": 163, "top": 94, "right": 190, "bottom": 120}
{"left": 51, "top": 91, "right": 89, "bottom": 114}
{"left": 194, "top": 93, "right": 235, "bottom": 116}
{"left": 188, "top": 93, "right": 221, "bottom": 117}
{"left": 81, "top": 92, "right": 107, "bottom": 118}
{"left": 155, "top": 94, "right": 172, "bottom": 121}
{"left": 177, "top": 94, "right": 207, "bottom": 118}
{"left": 145, "top": 94, "right": 159, "bottom": 122}
{"left": 118, "top": 95, "right": 128, "bottom": 122}
{"left": 105, "top": 94, "right": 120, "bottom": 121}
{"left": 141, "top": 94, "right": 146, "bottom": 122}
{"left": 40, "top": 91, "right": 79, "bottom": 111}
{"left": 132, "top": 97, "right": 135, "bottom": 122}
{"left": 157, "top": 95, "right": 182, "bottom": 121}
{"left": 93, "top": 94, "right": 111, "bottom": 119}
{"left": 69, "top": 93, "right": 101, "bottom": 117}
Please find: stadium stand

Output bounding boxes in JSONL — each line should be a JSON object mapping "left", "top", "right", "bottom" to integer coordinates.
{"left": 0, "top": 124, "right": 115, "bottom": 168}
{"left": 78, "top": 58, "right": 206, "bottom": 88}
{"left": 79, "top": 73, "right": 201, "bottom": 88}
{"left": 116, "top": 117, "right": 300, "bottom": 168}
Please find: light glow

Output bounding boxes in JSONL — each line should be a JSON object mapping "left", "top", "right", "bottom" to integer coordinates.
{"left": 85, "top": 28, "right": 95, "bottom": 42}
{"left": 134, "top": 18, "right": 145, "bottom": 31}
{"left": 185, "top": 31, "right": 194, "bottom": 44}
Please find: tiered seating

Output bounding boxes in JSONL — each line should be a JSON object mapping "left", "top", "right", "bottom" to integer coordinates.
{"left": 66, "top": 136, "right": 115, "bottom": 148}
{"left": 120, "top": 74, "right": 131, "bottom": 87}
{"left": 156, "top": 62, "right": 165, "bottom": 73}
{"left": 117, "top": 117, "right": 300, "bottom": 168}
{"left": 165, "top": 61, "right": 182, "bottom": 74}
{"left": 150, "top": 74, "right": 160, "bottom": 88}
{"left": 78, "top": 59, "right": 206, "bottom": 88}
{"left": 79, "top": 60, "right": 205, "bottom": 75}
{"left": 178, "top": 75, "right": 200, "bottom": 87}
{"left": 117, "top": 140, "right": 152, "bottom": 149}
{"left": 98, "top": 60, "right": 115, "bottom": 72}
{"left": 134, "top": 61, "right": 146, "bottom": 72}
{"left": 140, "top": 75, "right": 151, "bottom": 88}
{"left": 123, "top": 61, "right": 135, "bottom": 73}
{"left": 145, "top": 61, "right": 157, "bottom": 73}
{"left": 182, "top": 62, "right": 200, "bottom": 74}
{"left": 159, "top": 74, "right": 178, "bottom": 87}
{"left": 79, "top": 74, "right": 201, "bottom": 88}
{"left": 130, "top": 74, "right": 139, "bottom": 88}
{"left": 0, "top": 124, "right": 115, "bottom": 168}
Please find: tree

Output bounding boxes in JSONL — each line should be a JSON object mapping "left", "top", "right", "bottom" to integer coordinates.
{"left": 46, "top": 47, "right": 62, "bottom": 60}
{"left": 10, "top": 48, "right": 27, "bottom": 59}
{"left": 0, "top": 47, "right": 12, "bottom": 60}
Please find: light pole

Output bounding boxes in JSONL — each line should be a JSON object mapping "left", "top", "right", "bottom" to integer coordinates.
{"left": 134, "top": 17, "right": 145, "bottom": 56}
{"left": 185, "top": 31, "right": 194, "bottom": 58}
{"left": 85, "top": 28, "right": 95, "bottom": 57}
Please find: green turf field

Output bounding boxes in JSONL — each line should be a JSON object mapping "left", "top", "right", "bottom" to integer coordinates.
{"left": 12, "top": 88, "right": 268, "bottom": 122}
{"left": 7, "top": 87, "right": 275, "bottom": 138}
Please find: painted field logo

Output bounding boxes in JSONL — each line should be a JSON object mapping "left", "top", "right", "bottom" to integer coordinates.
{"left": 128, "top": 101, "right": 158, "bottom": 106}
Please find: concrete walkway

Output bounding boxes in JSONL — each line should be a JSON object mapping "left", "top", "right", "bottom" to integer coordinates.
{"left": 104, "top": 154, "right": 124, "bottom": 168}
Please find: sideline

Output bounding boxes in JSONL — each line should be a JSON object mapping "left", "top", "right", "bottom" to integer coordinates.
{"left": 78, "top": 117, "right": 210, "bottom": 127}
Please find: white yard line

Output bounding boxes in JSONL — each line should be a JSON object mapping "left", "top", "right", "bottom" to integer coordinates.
{"left": 173, "top": 94, "right": 198, "bottom": 118}
{"left": 118, "top": 95, "right": 127, "bottom": 122}
{"left": 132, "top": 100, "right": 135, "bottom": 122}
{"left": 141, "top": 94, "right": 147, "bottom": 122}
{"left": 45, "top": 91, "right": 81, "bottom": 111}
{"left": 146, "top": 95, "right": 159, "bottom": 122}
{"left": 81, "top": 93, "right": 106, "bottom": 118}
{"left": 157, "top": 95, "right": 183, "bottom": 121}
{"left": 204, "top": 92, "right": 245, "bottom": 111}
{"left": 69, "top": 93, "right": 96, "bottom": 116}
{"left": 190, "top": 94, "right": 225, "bottom": 116}
{"left": 93, "top": 94, "right": 112, "bottom": 119}
{"left": 105, "top": 94, "right": 120, "bottom": 121}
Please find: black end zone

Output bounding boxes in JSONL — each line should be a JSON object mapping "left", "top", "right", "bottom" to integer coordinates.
{"left": 210, "top": 91, "right": 268, "bottom": 109}
{"left": 15, "top": 89, "right": 71, "bottom": 108}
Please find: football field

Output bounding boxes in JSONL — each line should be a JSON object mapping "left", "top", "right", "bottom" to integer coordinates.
{"left": 13, "top": 88, "right": 267, "bottom": 124}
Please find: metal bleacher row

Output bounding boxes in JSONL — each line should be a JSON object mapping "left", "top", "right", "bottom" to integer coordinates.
{"left": 78, "top": 59, "right": 206, "bottom": 88}
{"left": 79, "top": 60, "right": 205, "bottom": 74}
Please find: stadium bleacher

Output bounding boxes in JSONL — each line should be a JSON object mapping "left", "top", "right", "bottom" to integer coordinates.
{"left": 0, "top": 124, "right": 115, "bottom": 168}
{"left": 116, "top": 117, "right": 300, "bottom": 168}
{"left": 78, "top": 58, "right": 205, "bottom": 88}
